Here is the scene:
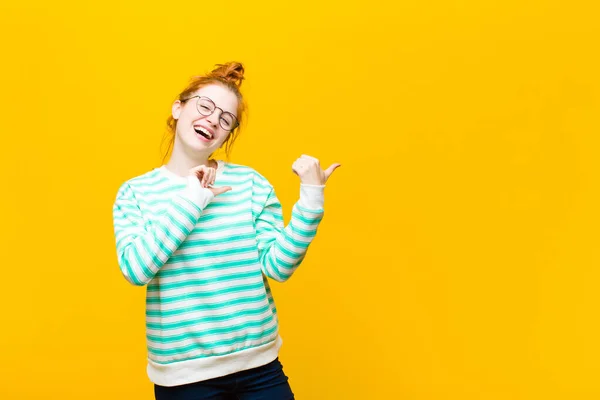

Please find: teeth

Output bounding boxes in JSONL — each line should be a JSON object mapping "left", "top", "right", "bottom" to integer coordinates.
{"left": 194, "top": 126, "right": 213, "bottom": 139}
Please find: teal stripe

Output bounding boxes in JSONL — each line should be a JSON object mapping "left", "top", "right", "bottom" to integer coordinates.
{"left": 131, "top": 182, "right": 182, "bottom": 195}
{"left": 205, "top": 194, "right": 252, "bottom": 209}
{"left": 291, "top": 209, "right": 323, "bottom": 225}
{"left": 255, "top": 210, "right": 282, "bottom": 223}
{"left": 146, "top": 303, "right": 270, "bottom": 330}
{"left": 113, "top": 219, "right": 139, "bottom": 229}
{"left": 165, "top": 211, "right": 190, "bottom": 237}
{"left": 214, "top": 177, "right": 252, "bottom": 188}
{"left": 148, "top": 325, "right": 278, "bottom": 356}
{"left": 116, "top": 204, "right": 140, "bottom": 212}
{"left": 295, "top": 203, "right": 324, "bottom": 214}
{"left": 120, "top": 257, "right": 143, "bottom": 286}
{"left": 148, "top": 337, "right": 279, "bottom": 364}
{"left": 159, "top": 256, "right": 259, "bottom": 278}
{"left": 115, "top": 231, "right": 138, "bottom": 250}
{"left": 151, "top": 232, "right": 173, "bottom": 259}
{"left": 128, "top": 170, "right": 164, "bottom": 186}
{"left": 145, "top": 293, "right": 267, "bottom": 318}
{"left": 224, "top": 164, "right": 249, "bottom": 170}
{"left": 274, "top": 240, "right": 303, "bottom": 260}
{"left": 168, "top": 244, "right": 257, "bottom": 263}
{"left": 269, "top": 202, "right": 282, "bottom": 209}
{"left": 136, "top": 189, "right": 235, "bottom": 208}
{"left": 253, "top": 180, "right": 272, "bottom": 191}
{"left": 132, "top": 245, "right": 154, "bottom": 279}
{"left": 257, "top": 224, "right": 301, "bottom": 240}
{"left": 289, "top": 224, "right": 318, "bottom": 237}
{"left": 255, "top": 212, "right": 280, "bottom": 226}
{"left": 155, "top": 222, "right": 180, "bottom": 248}
{"left": 251, "top": 195, "right": 268, "bottom": 207}
{"left": 254, "top": 217, "right": 276, "bottom": 231}
{"left": 146, "top": 281, "right": 265, "bottom": 304}
{"left": 257, "top": 238, "right": 302, "bottom": 260}
{"left": 177, "top": 194, "right": 202, "bottom": 214}
{"left": 283, "top": 234, "right": 310, "bottom": 250}
{"left": 147, "top": 270, "right": 259, "bottom": 292}
{"left": 252, "top": 195, "right": 273, "bottom": 207}
{"left": 268, "top": 248, "right": 297, "bottom": 269}
{"left": 136, "top": 198, "right": 176, "bottom": 208}
{"left": 264, "top": 254, "right": 288, "bottom": 281}
{"left": 179, "top": 233, "right": 255, "bottom": 249}
{"left": 198, "top": 209, "right": 252, "bottom": 223}
{"left": 116, "top": 184, "right": 132, "bottom": 197}
{"left": 191, "top": 220, "right": 253, "bottom": 235}
{"left": 140, "top": 239, "right": 163, "bottom": 271}
{"left": 172, "top": 201, "right": 198, "bottom": 226}
{"left": 220, "top": 169, "right": 252, "bottom": 176}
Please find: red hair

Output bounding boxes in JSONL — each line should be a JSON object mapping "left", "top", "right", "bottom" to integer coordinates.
{"left": 162, "top": 62, "right": 246, "bottom": 162}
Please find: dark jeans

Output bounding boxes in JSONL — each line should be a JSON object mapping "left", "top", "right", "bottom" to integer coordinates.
{"left": 154, "top": 358, "right": 295, "bottom": 400}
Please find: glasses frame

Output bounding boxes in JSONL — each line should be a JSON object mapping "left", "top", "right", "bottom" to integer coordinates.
{"left": 181, "top": 95, "right": 239, "bottom": 131}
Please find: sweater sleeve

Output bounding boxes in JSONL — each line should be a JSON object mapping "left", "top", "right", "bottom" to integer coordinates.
{"left": 254, "top": 182, "right": 325, "bottom": 282}
{"left": 112, "top": 177, "right": 214, "bottom": 286}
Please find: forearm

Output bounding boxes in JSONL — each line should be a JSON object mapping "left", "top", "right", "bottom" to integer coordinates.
{"left": 115, "top": 177, "right": 214, "bottom": 286}
{"left": 260, "top": 184, "right": 324, "bottom": 282}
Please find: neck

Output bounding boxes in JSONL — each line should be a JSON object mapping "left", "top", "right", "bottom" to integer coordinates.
{"left": 165, "top": 141, "right": 215, "bottom": 177}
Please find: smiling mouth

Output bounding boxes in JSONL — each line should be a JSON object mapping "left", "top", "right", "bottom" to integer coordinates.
{"left": 194, "top": 126, "right": 213, "bottom": 140}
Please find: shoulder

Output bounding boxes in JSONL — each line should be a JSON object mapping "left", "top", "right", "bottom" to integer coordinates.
{"left": 115, "top": 168, "right": 164, "bottom": 198}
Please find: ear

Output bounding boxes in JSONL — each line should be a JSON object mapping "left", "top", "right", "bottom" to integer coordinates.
{"left": 172, "top": 100, "right": 182, "bottom": 120}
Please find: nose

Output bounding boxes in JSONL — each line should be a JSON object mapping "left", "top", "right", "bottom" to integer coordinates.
{"left": 206, "top": 109, "right": 221, "bottom": 128}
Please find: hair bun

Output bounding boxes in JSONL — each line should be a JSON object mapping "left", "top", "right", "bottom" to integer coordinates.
{"left": 209, "top": 62, "right": 245, "bottom": 88}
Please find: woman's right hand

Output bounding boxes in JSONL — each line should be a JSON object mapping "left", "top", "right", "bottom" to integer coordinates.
{"left": 189, "top": 164, "right": 232, "bottom": 196}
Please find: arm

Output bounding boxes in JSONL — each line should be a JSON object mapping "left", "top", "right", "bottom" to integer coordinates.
{"left": 112, "top": 176, "right": 214, "bottom": 286}
{"left": 255, "top": 183, "right": 325, "bottom": 282}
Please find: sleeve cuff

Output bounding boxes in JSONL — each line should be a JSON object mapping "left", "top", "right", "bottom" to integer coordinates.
{"left": 299, "top": 183, "right": 325, "bottom": 210}
{"left": 181, "top": 175, "right": 215, "bottom": 210}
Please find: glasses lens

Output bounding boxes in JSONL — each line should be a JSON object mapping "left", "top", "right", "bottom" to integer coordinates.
{"left": 197, "top": 97, "right": 215, "bottom": 116}
{"left": 220, "top": 113, "right": 237, "bottom": 131}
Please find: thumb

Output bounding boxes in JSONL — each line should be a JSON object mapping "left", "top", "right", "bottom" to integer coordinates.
{"left": 323, "top": 163, "right": 341, "bottom": 180}
{"left": 209, "top": 186, "right": 232, "bottom": 196}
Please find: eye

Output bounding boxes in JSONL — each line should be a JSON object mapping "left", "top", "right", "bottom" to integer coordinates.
{"left": 197, "top": 98, "right": 215, "bottom": 114}
{"left": 221, "top": 114, "right": 235, "bottom": 128}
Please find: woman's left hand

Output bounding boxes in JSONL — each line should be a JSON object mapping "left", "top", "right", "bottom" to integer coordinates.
{"left": 292, "top": 154, "right": 341, "bottom": 185}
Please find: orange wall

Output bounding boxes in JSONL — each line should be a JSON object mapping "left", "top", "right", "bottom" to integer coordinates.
{"left": 1, "top": 1, "right": 599, "bottom": 398}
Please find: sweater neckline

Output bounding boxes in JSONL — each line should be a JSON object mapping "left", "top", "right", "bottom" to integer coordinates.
{"left": 157, "top": 160, "right": 225, "bottom": 183}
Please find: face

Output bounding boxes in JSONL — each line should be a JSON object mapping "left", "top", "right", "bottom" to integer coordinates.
{"left": 172, "top": 84, "right": 239, "bottom": 155}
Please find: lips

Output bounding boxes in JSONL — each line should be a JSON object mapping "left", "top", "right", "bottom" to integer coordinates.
{"left": 193, "top": 125, "right": 214, "bottom": 140}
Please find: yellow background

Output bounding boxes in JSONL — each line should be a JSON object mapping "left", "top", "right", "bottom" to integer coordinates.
{"left": 1, "top": 0, "right": 599, "bottom": 398}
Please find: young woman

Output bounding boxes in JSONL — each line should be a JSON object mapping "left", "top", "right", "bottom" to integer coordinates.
{"left": 112, "top": 62, "right": 340, "bottom": 399}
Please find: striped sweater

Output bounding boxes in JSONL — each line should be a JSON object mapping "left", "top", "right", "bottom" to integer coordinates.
{"left": 112, "top": 160, "right": 325, "bottom": 386}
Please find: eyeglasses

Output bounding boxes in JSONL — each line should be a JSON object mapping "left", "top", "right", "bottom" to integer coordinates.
{"left": 181, "top": 95, "right": 239, "bottom": 131}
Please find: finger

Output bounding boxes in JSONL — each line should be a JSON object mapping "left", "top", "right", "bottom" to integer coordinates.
{"left": 323, "top": 163, "right": 341, "bottom": 180}
{"left": 300, "top": 154, "right": 320, "bottom": 167}
{"left": 210, "top": 186, "right": 232, "bottom": 196}
{"left": 207, "top": 169, "right": 215, "bottom": 187}
{"left": 205, "top": 167, "right": 213, "bottom": 186}
{"left": 195, "top": 169, "right": 205, "bottom": 186}
{"left": 192, "top": 164, "right": 206, "bottom": 174}
{"left": 202, "top": 167, "right": 210, "bottom": 187}
{"left": 201, "top": 169, "right": 207, "bottom": 187}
